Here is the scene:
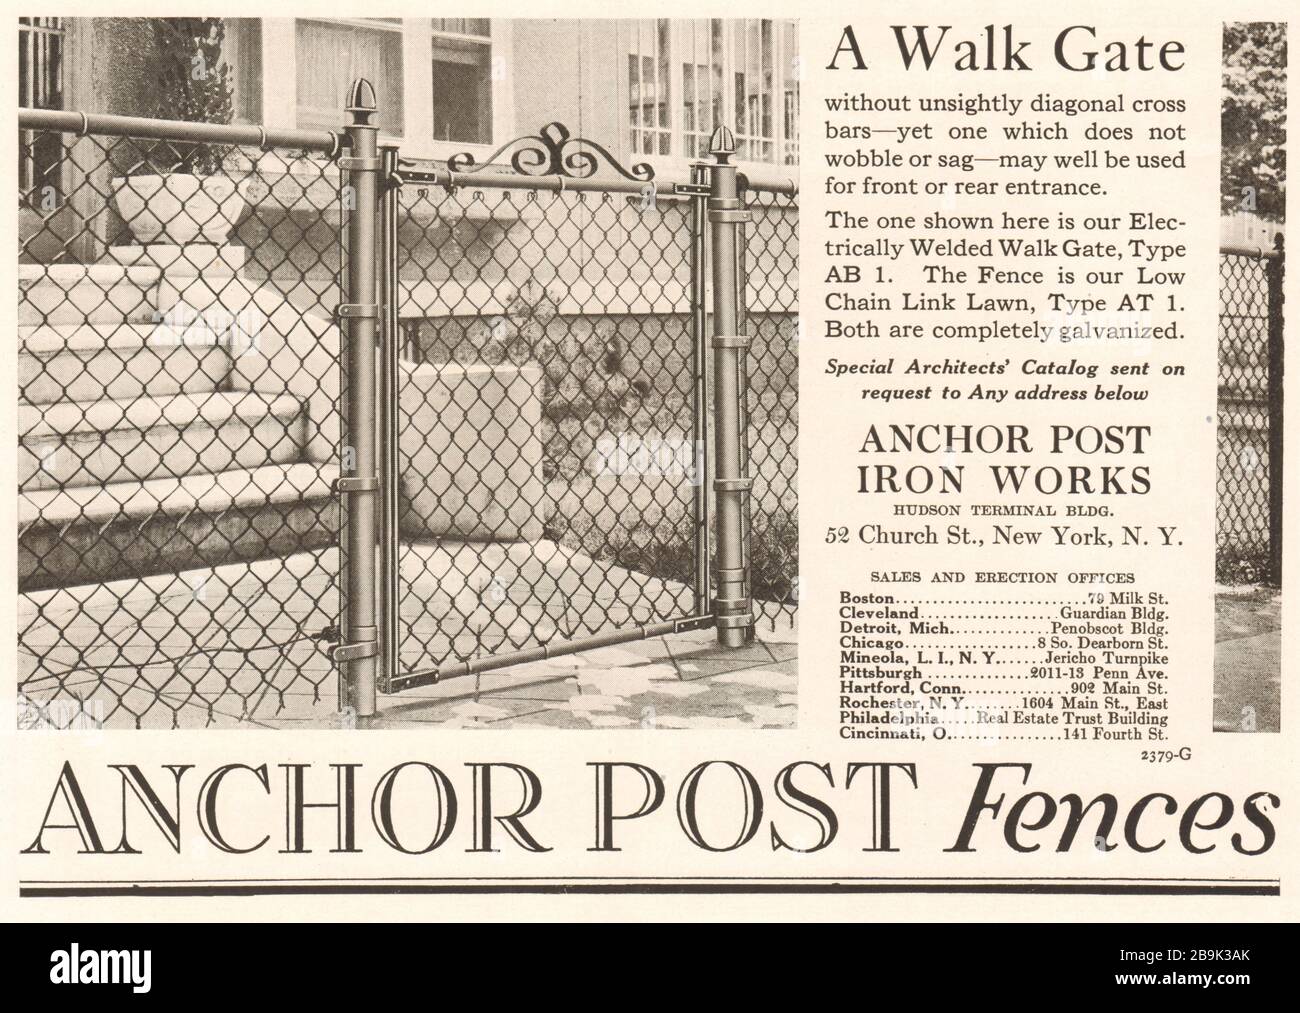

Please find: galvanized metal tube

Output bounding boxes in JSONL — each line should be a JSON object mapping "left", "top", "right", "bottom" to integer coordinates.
{"left": 707, "top": 127, "right": 752, "bottom": 648}
{"left": 689, "top": 162, "right": 711, "bottom": 617}
{"left": 393, "top": 164, "right": 797, "bottom": 198}
{"left": 378, "top": 145, "right": 401, "bottom": 693}
{"left": 389, "top": 614, "right": 716, "bottom": 693}
{"left": 1266, "top": 234, "right": 1285, "bottom": 585}
{"left": 1221, "top": 241, "right": 1282, "bottom": 260}
{"left": 18, "top": 107, "right": 344, "bottom": 153}
{"left": 342, "top": 81, "right": 380, "bottom": 720}
{"left": 735, "top": 179, "right": 755, "bottom": 643}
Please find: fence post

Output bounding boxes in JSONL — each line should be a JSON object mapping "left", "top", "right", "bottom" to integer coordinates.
{"left": 378, "top": 143, "right": 400, "bottom": 693}
{"left": 1266, "top": 233, "right": 1285, "bottom": 586}
{"left": 334, "top": 79, "right": 381, "bottom": 721}
{"left": 707, "top": 126, "right": 753, "bottom": 647}
{"left": 689, "top": 160, "right": 711, "bottom": 618}
{"left": 734, "top": 172, "right": 756, "bottom": 643}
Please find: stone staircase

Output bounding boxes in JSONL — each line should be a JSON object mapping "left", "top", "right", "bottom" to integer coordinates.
{"left": 18, "top": 246, "right": 340, "bottom": 591}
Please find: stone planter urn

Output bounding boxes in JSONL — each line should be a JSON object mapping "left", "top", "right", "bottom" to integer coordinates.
{"left": 112, "top": 173, "right": 246, "bottom": 245}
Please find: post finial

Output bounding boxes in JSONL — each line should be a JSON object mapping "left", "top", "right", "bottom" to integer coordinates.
{"left": 709, "top": 125, "right": 736, "bottom": 163}
{"left": 346, "top": 78, "right": 378, "bottom": 125}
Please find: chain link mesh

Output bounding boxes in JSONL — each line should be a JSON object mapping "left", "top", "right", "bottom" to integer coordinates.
{"left": 391, "top": 179, "right": 706, "bottom": 677}
{"left": 743, "top": 187, "right": 799, "bottom": 628}
{"left": 18, "top": 113, "right": 802, "bottom": 718}
{"left": 1217, "top": 250, "right": 1280, "bottom": 585}
{"left": 18, "top": 124, "right": 344, "bottom": 728}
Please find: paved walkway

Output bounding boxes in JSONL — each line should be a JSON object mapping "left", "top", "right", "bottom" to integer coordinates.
{"left": 1213, "top": 586, "right": 1280, "bottom": 733}
{"left": 19, "top": 545, "right": 797, "bottom": 730}
{"left": 267, "top": 622, "right": 797, "bottom": 730}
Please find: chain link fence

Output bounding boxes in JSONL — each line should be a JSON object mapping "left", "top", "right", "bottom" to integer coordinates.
{"left": 381, "top": 142, "right": 800, "bottom": 690}
{"left": 742, "top": 186, "right": 799, "bottom": 629}
{"left": 17, "top": 103, "right": 800, "bottom": 724}
{"left": 1217, "top": 242, "right": 1284, "bottom": 586}
{"left": 18, "top": 113, "right": 347, "bottom": 727}
{"left": 387, "top": 175, "right": 706, "bottom": 684}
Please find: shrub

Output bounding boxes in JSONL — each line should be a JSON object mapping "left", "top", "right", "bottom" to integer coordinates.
{"left": 146, "top": 18, "right": 234, "bottom": 175}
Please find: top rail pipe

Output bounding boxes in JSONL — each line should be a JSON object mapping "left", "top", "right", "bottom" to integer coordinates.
{"left": 1220, "top": 241, "right": 1282, "bottom": 260}
{"left": 396, "top": 164, "right": 798, "bottom": 197}
{"left": 18, "top": 108, "right": 347, "bottom": 155}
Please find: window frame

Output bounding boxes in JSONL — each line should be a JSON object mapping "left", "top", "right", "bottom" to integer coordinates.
{"left": 621, "top": 18, "right": 799, "bottom": 175}
{"left": 259, "top": 17, "right": 513, "bottom": 161}
{"left": 428, "top": 19, "right": 497, "bottom": 148}
{"left": 294, "top": 16, "right": 407, "bottom": 137}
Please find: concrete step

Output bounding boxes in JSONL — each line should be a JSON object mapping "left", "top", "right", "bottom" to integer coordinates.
{"left": 19, "top": 263, "right": 161, "bottom": 326}
{"left": 19, "top": 391, "right": 307, "bottom": 491}
{"left": 19, "top": 462, "right": 340, "bottom": 592}
{"left": 104, "top": 244, "right": 246, "bottom": 278}
{"left": 19, "top": 322, "right": 229, "bottom": 404}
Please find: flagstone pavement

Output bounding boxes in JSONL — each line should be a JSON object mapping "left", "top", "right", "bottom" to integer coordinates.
{"left": 19, "top": 545, "right": 797, "bottom": 731}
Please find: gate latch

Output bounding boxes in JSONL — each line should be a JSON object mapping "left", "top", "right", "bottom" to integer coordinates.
{"left": 336, "top": 302, "right": 380, "bottom": 321}
{"left": 333, "top": 475, "right": 379, "bottom": 494}
{"left": 330, "top": 640, "right": 378, "bottom": 664}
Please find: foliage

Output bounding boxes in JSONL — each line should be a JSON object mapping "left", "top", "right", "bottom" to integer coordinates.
{"left": 1216, "top": 545, "right": 1275, "bottom": 587}
{"left": 148, "top": 18, "right": 234, "bottom": 174}
{"left": 550, "top": 502, "right": 799, "bottom": 609}
{"left": 1222, "top": 22, "right": 1287, "bottom": 220}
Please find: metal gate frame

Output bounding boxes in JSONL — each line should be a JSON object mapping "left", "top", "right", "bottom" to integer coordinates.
{"left": 329, "top": 80, "right": 786, "bottom": 715}
{"left": 359, "top": 117, "right": 759, "bottom": 706}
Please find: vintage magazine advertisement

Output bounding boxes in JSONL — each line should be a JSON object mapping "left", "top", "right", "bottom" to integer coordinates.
{"left": 1, "top": 0, "right": 1297, "bottom": 964}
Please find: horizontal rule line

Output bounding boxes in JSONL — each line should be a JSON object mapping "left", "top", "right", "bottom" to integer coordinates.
{"left": 19, "top": 877, "right": 1281, "bottom": 898}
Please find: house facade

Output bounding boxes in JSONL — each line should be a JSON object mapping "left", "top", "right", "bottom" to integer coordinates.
{"left": 21, "top": 17, "right": 800, "bottom": 180}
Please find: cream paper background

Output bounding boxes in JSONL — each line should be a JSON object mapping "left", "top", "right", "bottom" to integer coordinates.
{"left": 0, "top": 1, "right": 1295, "bottom": 922}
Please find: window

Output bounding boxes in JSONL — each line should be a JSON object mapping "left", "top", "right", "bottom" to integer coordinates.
{"left": 681, "top": 20, "right": 723, "bottom": 158}
{"left": 278, "top": 18, "right": 503, "bottom": 149}
{"left": 18, "top": 17, "right": 65, "bottom": 195}
{"left": 628, "top": 20, "right": 672, "bottom": 156}
{"left": 731, "top": 20, "right": 773, "bottom": 162}
{"left": 224, "top": 19, "right": 262, "bottom": 124}
{"left": 295, "top": 18, "right": 404, "bottom": 136}
{"left": 430, "top": 19, "right": 492, "bottom": 144}
{"left": 780, "top": 21, "right": 800, "bottom": 165}
{"left": 625, "top": 19, "right": 798, "bottom": 165}
{"left": 18, "top": 16, "right": 63, "bottom": 110}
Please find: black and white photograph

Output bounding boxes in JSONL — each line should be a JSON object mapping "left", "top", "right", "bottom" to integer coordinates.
{"left": 1215, "top": 20, "right": 1285, "bottom": 732}
{"left": 17, "top": 16, "right": 800, "bottom": 730}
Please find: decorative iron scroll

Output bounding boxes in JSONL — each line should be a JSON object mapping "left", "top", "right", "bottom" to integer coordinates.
{"left": 445, "top": 122, "right": 654, "bottom": 183}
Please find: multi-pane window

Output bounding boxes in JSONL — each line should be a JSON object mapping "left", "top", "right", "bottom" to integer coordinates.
{"left": 628, "top": 20, "right": 672, "bottom": 156}
{"left": 626, "top": 19, "right": 798, "bottom": 165}
{"left": 18, "top": 16, "right": 63, "bottom": 109}
{"left": 295, "top": 17, "right": 404, "bottom": 135}
{"left": 18, "top": 17, "right": 64, "bottom": 195}
{"left": 681, "top": 20, "right": 724, "bottom": 159}
{"left": 732, "top": 19, "right": 773, "bottom": 162}
{"left": 430, "top": 19, "right": 492, "bottom": 144}
{"left": 781, "top": 22, "right": 800, "bottom": 166}
{"left": 292, "top": 18, "right": 497, "bottom": 145}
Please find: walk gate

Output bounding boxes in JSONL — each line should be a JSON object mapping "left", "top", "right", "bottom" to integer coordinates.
{"left": 17, "top": 79, "right": 798, "bottom": 727}
{"left": 353, "top": 97, "right": 795, "bottom": 712}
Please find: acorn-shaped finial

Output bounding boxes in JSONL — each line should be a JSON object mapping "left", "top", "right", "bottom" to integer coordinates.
{"left": 708, "top": 125, "right": 736, "bottom": 162}
{"left": 346, "top": 78, "right": 378, "bottom": 124}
